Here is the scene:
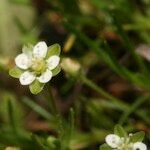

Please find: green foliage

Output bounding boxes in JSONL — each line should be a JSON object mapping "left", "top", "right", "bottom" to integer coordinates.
{"left": 47, "top": 136, "right": 60, "bottom": 149}
{"left": 0, "top": 0, "right": 149, "bottom": 149}
{"left": 52, "top": 66, "right": 61, "bottom": 77}
{"left": 46, "top": 44, "right": 61, "bottom": 59}
{"left": 114, "top": 124, "right": 127, "bottom": 137}
{"left": 130, "top": 131, "right": 145, "bottom": 143}
{"left": 22, "top": 97, "right": 53, "bottom": 121}
{"left": 9, "top": 67, "right": 23, "bottom": 78}
{"left": 29, "top": 80, "right": 44, "bottom": 94}
{"left": 100, "top": 144, "right": 111, "bottom": 150}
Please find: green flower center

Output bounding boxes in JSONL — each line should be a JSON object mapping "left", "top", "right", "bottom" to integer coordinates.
{"left": 31, "top": 58, "right": 46, "bottom": 75}
{"left": 118, "top": 138, "right": 133, "bottom": 150}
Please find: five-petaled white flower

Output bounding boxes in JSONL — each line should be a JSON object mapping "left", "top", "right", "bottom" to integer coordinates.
{"left": 9, "top": 41, "right": 61, "bottom": 94}
{"left": 15, "top": 41, "right": 60, "bottom": 85}
{"left": 105, "top": 134, "right": 147, "bottom": 150}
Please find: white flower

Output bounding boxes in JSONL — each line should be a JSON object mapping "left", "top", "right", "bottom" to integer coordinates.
{"left": 15, "top": 41, "right": 60, "bottom": 85}
{"left": 105, "top": 134, "right": 121, "bottom": 148}
{"left": 105, "top": 133, "right": 147, "bottom": 150}
{"left": 133, "top": 142, "right": 147, "bottom": 150}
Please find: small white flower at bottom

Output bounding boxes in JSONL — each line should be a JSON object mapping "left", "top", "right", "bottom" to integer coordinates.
{"left": 133, "top": 142, "right": 147, "bottom": 150}
{"left": 105, "top": 134, "right": 121, "bottom": 148}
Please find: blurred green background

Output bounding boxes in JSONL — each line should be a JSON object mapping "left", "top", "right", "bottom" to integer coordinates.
{"left": 0, "top": 0, "right": 150, "bottom": 149}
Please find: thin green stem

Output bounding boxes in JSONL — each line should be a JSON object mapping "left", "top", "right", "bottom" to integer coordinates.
{"left": 7, "top": 99, "right": 17, "bottom": 133}
{"left": 79, "top": 74, "right": 128, "bottom": 110}
{"left": 69, "top": 108, "right": 74, "bottom": 141}
{"left": 46, "top": 85, "right": 58, "bottom": 115}
{"left": 79, "top": 74, "right": 150, "bottom": 125}
{"left": 112, "top": 14, "right": 148, "bottom": 74}
{"left": 119, "top": 94, "right": 150, "bottom": 125}
{"left": 22, "top": 97, "right": 53, "bottom": 121}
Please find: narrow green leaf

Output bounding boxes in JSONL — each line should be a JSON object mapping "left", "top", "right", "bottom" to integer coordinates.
{"left": 9, "top": 67, "right": 23, "bottom": 78}
{"left": 52, "top": 66, "right": 61, "bottom": 76}
{"left": 130, "top": 131, "right": 145, "bottom": 143}
{"left": 100, "top": 144, "right": 111, "bottom": 150}
{"left": 46, "top": 44, "right": 61, "bottom": 58}
{"left": 114, "top": 124, "right": 127, "bottom": 137}
{"left": 29, "top": 80, "right": 44, "bottom": 94}
{"left": 64, "top": 22, "right": 150, "bottom": 90}
{"left": 111, "top": 13, "right": 147, "bottom": 73}
{"left": 7, "top": 99, "right": 17, "bottom": 132}
{"left": 30, "top": 134, "right": 48, "bottom": 150}
{"left": 68, "top": 108, "right": 75, "bottom": 141}
{"left": 22, "top": 97, "right": 53, "bottom": 120}
{"left": 0, "top": 92, "right": 24, "bottom": 132}
{"left": 119, "top": 95, "right": 149, "bottom": 125}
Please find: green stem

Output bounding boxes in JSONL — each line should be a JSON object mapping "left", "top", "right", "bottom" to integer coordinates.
{"left": 119, "top": 94, "right": 150, "bottom": 125}
{"left": 79, "top": 74, "right": 150, "bottom": 124}
{"left": 7, "top": 99, "right": 18, "bottom": 134}
{"left": 46, "top": 85, "right": 58, "bottom": 115}
{"left": 112, "top": 14, "right": 148, "bottom": 74}
{"left": 80, "top": 74, "right": 128, "bottom": 110}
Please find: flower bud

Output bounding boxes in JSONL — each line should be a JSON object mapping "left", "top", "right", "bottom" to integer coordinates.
{"left": 61, "top": 58, "right": 81, "bottom": 76}
{"left": 47, "top": 136, "right": 58, "bottom": 149}
{"left": 0, "top": 57, "right": 11, "bottom": 70}
{"left": 5, "top": 147, "right": 19, "bottom": 150}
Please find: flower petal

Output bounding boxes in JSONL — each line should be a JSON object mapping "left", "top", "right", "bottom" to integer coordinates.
{"left": 33, "top": 41, "right": 47, "bottom": 58}
{"left": 37, "top": 69, "right": 52, "bottom": 83}
{"left": 15, "top": 53, "right": 31, "bottom": 69}
{"left": 105, "top": 134, "right": 121, "bottom": 148}
{"left": 133, "top": 142, "right": 147, "bottom": 150}
{"left": 47, "top": 55, "right": 60, "bottom": 70}
{"left": 19, "top": 71, "right": 36, "bottom": 85}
